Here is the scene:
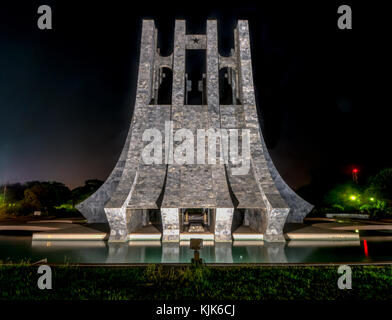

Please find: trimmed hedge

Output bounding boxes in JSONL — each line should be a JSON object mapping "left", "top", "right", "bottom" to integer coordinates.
{"left": 0, "top": 264, "right": 391, "bottom": 300}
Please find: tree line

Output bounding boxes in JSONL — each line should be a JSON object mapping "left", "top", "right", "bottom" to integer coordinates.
{"left": 0, "top": 180, "right": 102, "bottom": 216}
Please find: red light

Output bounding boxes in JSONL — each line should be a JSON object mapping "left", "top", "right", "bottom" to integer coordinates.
{"left": 353, "top": 168, "right": 358, "bottom": 173}
{"left": 363, "top": 240, "right": 368, "bottom": 257}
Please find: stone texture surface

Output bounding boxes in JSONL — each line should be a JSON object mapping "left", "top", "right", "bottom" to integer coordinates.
{"left": 161, "top": 208, "right": 180, "bottom": 242}
{"left": 79, "top": 19, "right": 313, "bottom": 243}
{"left": 186, "top": 34, "right": 207, "bottom": 50}
{"left": 214, "top": 208, "right": 234, "bottom": 242}
{"left": 161, "top": 20, "right": 186, "bottom": 209}
{"left": 231, "top": 209, "right": 244, "bottom": 232}
{"left": 234, "top": 20, "right": 313, "bottom": 223}
{"left": 206, "top": 20, "right": 234, "bottom": 209}
{"left": 103, "top": 20, "right": 157, "bottom": 241}
{"left": 178, "top": 105, "right": 215, "bottom": 208}
{"left": 244, "top": 208, "right": 264, "bottom": 232}
{"left": 127, "top": 105, "right": 170, "bottom": 209}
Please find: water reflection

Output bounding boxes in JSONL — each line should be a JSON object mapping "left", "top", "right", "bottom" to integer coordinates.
{"left": 3, "top": 235, "right": 392, "bottom": 264}
{"left": 28, "top": 240, "right": 362, "bottom": 264}
{"left": 214, "top": 243, "right": 233, "bottom": 263}
{"left": 162, "top": 243, "right": 180, "bottom": 263}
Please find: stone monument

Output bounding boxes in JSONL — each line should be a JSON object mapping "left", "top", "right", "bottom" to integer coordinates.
{"left": 77, "top": 19, "right": 313, "bottom": 243}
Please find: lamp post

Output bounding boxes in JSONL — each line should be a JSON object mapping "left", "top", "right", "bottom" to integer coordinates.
{"left": 190, "top": 239, "right": 203, "bottom": 264}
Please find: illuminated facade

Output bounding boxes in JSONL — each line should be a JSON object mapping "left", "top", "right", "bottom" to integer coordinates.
{"left": 77, "top": 20, "right": 313, "bottom": 242}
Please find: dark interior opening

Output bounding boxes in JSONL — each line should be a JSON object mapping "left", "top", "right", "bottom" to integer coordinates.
{"left": 155, "top": 21, "right": 174, "bottom": 57}
{"left": 157, "top": 67, "right": 173, "bottom": 104}
{"left": 217, "top": 21, "right": 235, "bottom": 57}
{"left": 181, "top": 208, "right": 211, "bottom": 233}
{"left": 186, "top": 21, "right": 206, "bottom": 36}
{"left": 219, "top": 67, "right": 241, "bottom": 105}
{"left": 185, "top": 50, "right": 206, "bottom": 105}
{"left": 219, "top": 67, "right": 233, "bottom": 105}
{"left": 148, "top": 209, "right": 162, "bottom": 232}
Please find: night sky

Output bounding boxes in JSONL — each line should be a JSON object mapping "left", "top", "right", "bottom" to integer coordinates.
{"left": 0, "top": 1, "right": 390, "bottom": 193}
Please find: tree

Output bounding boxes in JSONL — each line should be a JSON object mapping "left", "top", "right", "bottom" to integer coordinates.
{"left": 0, "top": 183, "right": 25, "bottom": 203}
{"left": 20, "top": 181, "right": 71, "bottom": 213}
{"left": 71, "top": 180, "right": 103, "bottom": 206}
{"left": 324, "top": 181, "right": 362, "bottom": 212}
{"left": 23, "top": 187, "right": 43, "bottom": 211}
{"left": 366, "top": 168, "right": 392, "bottom": 205}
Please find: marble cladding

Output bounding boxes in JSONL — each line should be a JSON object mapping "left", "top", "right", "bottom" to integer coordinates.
{"left": 161, "top": 208, "right": 180, "bottom": 242}
{"left": 128, "top": 105, "right": 170, "bottom": 209}
{"left": 161, "top": 20, "right": 186, "bottom": 209}
{"left": 206, "top": 20, "right": 234, "bottom": 209}
{"left": 186, "top": 34, "right": 207, "bottom": 50}
{"left": 214, "top": 208, "right": 234, "bottom": 242}
{"left": 78, "top": 19, "right": 313, "bottom": 243}
{"left": 244, "top": 208, "right": 264, "bottom": 233}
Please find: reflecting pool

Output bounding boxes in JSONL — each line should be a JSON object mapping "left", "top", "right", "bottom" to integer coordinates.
{"left": 1, "top": 232, "right": 392, "bottom": 264}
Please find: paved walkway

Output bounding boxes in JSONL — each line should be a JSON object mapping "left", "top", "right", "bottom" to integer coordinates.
{"left": 0, "top": 217, "right": 367, "bottom": 241}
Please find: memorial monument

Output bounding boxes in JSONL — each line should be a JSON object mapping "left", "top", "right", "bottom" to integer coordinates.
{"left": 77, "top": 19, "right": 313, "bottom": 243}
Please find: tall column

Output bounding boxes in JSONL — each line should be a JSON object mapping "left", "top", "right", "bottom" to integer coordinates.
{"left": 206, "top": 20, "right": 234, "bottom": 214}
{"left": 105, "top": 20, "right": 156, "bottom": 242}
{"left": 77, "top": 20, "right": 156, "bottom": 224}
{"left": 206, "top": 20, "right": 235, "bottom": 242}
{"left": 235, "top": 20, "right": 311, "bottom": 226}
{"left": 161, "top": 208, "right": 180, "bottom": 242}
{"left": 261, "top": 199, "right": 289, "bottom": 242}
{"left": 160, "top": 20, "right": 186, "bottom": 241}
{"left": 214, "top": 208, "right": 234, "bottom": 242}
{"left": 235, "top": 20, "right": 290, "bottom": 242}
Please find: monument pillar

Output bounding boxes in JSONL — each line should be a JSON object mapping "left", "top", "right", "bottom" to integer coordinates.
{"left": 78, "top": 19, "right": 314, "bottom": 244}
{"left": 161, "top": 208, "right": 180, "bottom": 242}
{"left": 260, "top": 203, "right": 289, "bottom": 242}
{"left": 160, "top": 20, "right": 186, "bottom": 242}
{"left": 214, "top": 208, "right": 234, "bottom": 242}
{"left": 103, "top": 20, "right": 156, "bottom": 242}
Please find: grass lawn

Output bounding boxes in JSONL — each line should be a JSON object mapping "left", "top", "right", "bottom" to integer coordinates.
{"left": 0, "top": 263, "right": 391, "bottom": 300}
